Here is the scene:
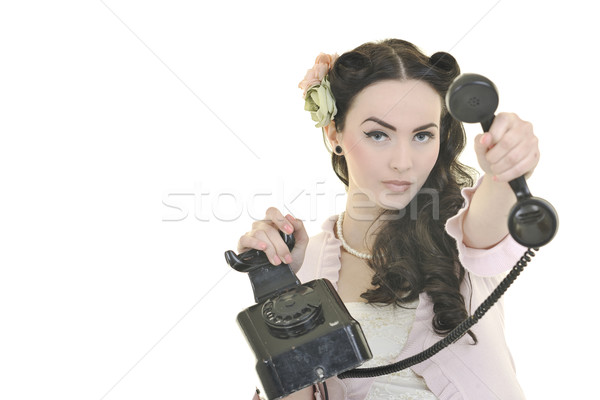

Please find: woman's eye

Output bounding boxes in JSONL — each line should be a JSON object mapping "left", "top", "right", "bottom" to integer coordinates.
{"left": 414, "top": 132, "right": 434, "bottom": 143}
{"left": 364, "top": 131, "right": 389, "bottom": 142}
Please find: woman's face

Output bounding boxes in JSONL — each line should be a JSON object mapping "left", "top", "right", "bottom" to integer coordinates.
{"left": 336, "top": 79, "right": 442, "bottom": 212}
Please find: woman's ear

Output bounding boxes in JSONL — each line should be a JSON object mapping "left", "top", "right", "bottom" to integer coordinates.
{"left": 323, "top": 120, "right": 339, "bottom": 148}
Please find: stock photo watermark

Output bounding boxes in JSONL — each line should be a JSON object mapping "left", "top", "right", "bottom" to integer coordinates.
{"left": 162, "top": 179, "right": 440, "bottom": 223}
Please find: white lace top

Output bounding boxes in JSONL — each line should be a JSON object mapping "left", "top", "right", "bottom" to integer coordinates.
{"left": 344, "top": 301, "right": 438, "bottom": 400}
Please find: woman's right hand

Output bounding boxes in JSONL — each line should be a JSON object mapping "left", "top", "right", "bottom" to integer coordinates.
{"left": 237, "top": 207, "right": 309, "bottom": 273}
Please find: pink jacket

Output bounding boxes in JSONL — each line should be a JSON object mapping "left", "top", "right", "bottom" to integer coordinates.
{"left": 295, "top": 182, "right": 528, "bottom": 400}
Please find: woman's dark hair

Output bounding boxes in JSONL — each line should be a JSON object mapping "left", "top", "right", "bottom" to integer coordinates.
{"left": 327, "top": 39, "right": 478, "bottom": 339}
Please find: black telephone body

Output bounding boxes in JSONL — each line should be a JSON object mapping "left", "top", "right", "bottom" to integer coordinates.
{"left": 225, "top": 232, "right": 372, "bottom": 400}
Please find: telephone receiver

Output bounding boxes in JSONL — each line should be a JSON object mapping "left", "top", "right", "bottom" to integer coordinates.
{"left": 446, "top": 73, "right": 558, "bottom": 247}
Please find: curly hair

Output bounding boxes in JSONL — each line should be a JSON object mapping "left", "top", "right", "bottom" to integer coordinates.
{"left": 327, "top": 39, "right": 478, "bottom": 339}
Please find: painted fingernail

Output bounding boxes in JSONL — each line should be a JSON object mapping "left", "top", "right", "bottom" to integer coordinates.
{"left": 284, "top": 224, "right": 293, "bottom": 233}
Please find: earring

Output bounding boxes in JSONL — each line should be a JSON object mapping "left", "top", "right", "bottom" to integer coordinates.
{"left": 334, "top": 145, "right": 343, "bottom": 155}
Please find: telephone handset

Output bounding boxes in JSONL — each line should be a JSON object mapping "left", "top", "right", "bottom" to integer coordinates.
{"left": 445, "top": 73, "right": 559, "bottom": 248}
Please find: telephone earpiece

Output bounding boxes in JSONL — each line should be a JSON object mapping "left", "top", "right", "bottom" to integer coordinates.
{"left": 446, "top": 73, "right": 558, "bottom": 248}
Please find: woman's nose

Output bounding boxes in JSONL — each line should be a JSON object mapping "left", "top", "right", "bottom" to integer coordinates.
{"left": 389, "top": 145, "right": 412, "bottom": 173}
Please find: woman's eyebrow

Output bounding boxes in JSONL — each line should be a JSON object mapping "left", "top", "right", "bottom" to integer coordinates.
{"left": 412, "top": 122, "right": 438, "bottom": 133}
{"left": 362, "top": 117, "right": 396, "bottom": 131}
{"left": 362, "top": 117, "right": 438, "bottom": 133}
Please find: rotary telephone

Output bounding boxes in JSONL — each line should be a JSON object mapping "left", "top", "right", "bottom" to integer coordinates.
{"left": 225, "top": 73, "right": 558, "bottom": 399}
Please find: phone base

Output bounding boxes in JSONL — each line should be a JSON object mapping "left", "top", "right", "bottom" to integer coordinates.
{"left": 237, "top": 279, "right": 372, "bottom": 400}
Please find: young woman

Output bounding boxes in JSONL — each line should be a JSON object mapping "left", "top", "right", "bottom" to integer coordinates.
{"left": 239, "top": 39, "right": 538, "bottom": 400}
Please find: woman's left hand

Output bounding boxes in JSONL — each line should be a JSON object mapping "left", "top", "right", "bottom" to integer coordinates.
{"left": 474, "top": 112, "right": 540, "bottom": 182}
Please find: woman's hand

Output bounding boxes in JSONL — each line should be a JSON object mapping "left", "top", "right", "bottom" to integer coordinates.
{"left": 474, "top": 112, "right": 540, "bottom": 182}
{"left": 237, "top": 207, "right": 309, "bottom": 273}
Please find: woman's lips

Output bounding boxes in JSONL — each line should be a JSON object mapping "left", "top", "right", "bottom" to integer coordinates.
{"left": 382, "top": 180, "right": 413, "bottom": 193}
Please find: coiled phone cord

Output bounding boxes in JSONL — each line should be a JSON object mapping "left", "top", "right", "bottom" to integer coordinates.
{"left": 339, "top": 247, "right": 538, "bottom": 379}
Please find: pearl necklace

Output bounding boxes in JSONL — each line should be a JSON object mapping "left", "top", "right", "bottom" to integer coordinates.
{"left": 336, "top": 211, "right": 373, "bottom": 260}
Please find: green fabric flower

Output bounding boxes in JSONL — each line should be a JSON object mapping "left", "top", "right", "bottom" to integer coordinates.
{"left": 303, "top": 75, "right": 337, "bottom": 128}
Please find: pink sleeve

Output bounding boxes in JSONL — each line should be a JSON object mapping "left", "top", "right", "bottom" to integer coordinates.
{"left": 445, "top": 177, "right": 528, "bottom": 277}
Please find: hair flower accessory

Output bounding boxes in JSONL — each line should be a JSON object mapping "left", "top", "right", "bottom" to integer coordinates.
{"left": 298, "top": 52, "right": 339, "bottom": 128}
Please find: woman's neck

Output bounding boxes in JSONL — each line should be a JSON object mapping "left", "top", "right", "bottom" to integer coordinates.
{"left": 341, "top": 191, "right": 386, "bottom": 254}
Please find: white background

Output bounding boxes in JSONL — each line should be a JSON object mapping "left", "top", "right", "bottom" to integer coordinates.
{"left": 1, "top": 1, "right": 598, "bottom": 399}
